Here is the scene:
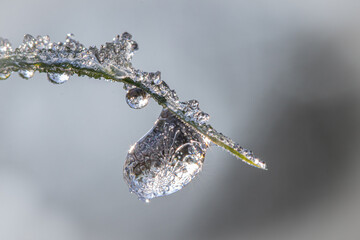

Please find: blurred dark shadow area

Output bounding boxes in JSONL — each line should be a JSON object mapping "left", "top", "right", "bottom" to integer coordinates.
{"left": 187, "top": 32, "right": 360, "bottom": 240}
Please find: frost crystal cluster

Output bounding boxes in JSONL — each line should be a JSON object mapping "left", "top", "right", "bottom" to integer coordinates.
{"left": 0, "top": 32, "right": 267, "bottom": 201}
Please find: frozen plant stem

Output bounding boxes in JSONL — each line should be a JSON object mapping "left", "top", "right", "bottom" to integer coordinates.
{"left": 0, "top": 33, "right": 267, "bottom": 200}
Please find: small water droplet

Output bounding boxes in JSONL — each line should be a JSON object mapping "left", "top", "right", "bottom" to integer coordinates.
{"left": 65, "top": 33, "right": 81, "bottom": 51}
{"left": 0, "top": 38, "right": 12, "bottom": 54}
{"left": 22, "top": 34, "right": 36, "bottom": 50}
{"left": 35, "top": 35, "right": 51, "bottom": 50}
{"left": 95, "top": 46, "right": 106, "bottom": 63}
{"left": 168, "top": 90, "right": 179, "bottom": 102}
{"left": 153, "top": 71, "right": 162, "bottom": 85}
{"left": 19, "top": 69, "right": 35, "bottom": 79}
{"left": 121, "top": 32, "right": 132, "bottom": 40}
{"left": 0, "top": 71, "right": 11, "bottom": 80}
{"left": 188, "top": 100, "right": 199, "bottom": 110}
{"left": 126, "top": 88, "right": 150, "bottom": 109}
{"left": 47, "top": 73, "right": 70, "bottom": 84}
{"left": 112, "top": 34, "right": 121, "bottom": 44}
{"left": 67, "top": 33, "right": 75, "bottom": 39}
{"left": 197, "top": 112, "right": 210, "bottom": 125}
{"left": 131, "top": 42, "right": 138, "bottom": 51}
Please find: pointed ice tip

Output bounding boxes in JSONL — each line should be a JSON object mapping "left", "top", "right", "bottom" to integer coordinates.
{"left": 256, "top": 161, "right": 268, "bottom": 170}
{"left": 262, "top": 164, "right": 268, "bottom": 171}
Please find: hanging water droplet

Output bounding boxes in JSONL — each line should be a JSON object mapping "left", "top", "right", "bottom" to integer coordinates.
{"left": 0, "top": 71, "right": 11, "bottom": 80}
{"left": 47, "top": 73, "right": 70, "bottom": 84}
{"left": 18, "top": 69, "right": 35, "bottom": 79}
{"left": 126, "top": 88, "right": 150, "bottom": 109}
{"left": 123, "top": 109, "right": 209, "bottom": 201}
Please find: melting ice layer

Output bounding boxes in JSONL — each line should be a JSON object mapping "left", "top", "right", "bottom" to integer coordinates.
{"left": 124, "top": 109, "right": 210, "bottom": 201}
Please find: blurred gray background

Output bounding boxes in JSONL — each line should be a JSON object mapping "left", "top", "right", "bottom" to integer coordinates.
{"left": 1, "top": 0, "right": 360, "bottom": 239}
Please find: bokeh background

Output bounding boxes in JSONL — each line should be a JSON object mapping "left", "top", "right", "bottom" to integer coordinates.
{"left": 1, "top": 0, "right": 360, "bottom": 239}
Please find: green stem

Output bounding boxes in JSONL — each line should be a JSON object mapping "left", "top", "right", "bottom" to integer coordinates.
{"left": 0, "top": 55, "right": 267, "bottom": 170}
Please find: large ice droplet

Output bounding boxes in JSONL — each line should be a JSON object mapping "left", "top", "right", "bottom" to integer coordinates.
{"left": 125, "top": 88, "right": 150, "bottom": 109}
{"left": 123, "top": 109, "right": 210, "bottom": 201}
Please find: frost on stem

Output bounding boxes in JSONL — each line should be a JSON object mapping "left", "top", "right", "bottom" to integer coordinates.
{"left": 0, "top": 32, "right": 267, "bottom": 201}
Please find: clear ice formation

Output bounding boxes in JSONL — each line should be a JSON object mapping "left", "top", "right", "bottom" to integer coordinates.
{"left": 124, "top": 109, "right": 209, "bottom": 201}
{"left": 0, "top": 32, "right": 267, "bottom": 201}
